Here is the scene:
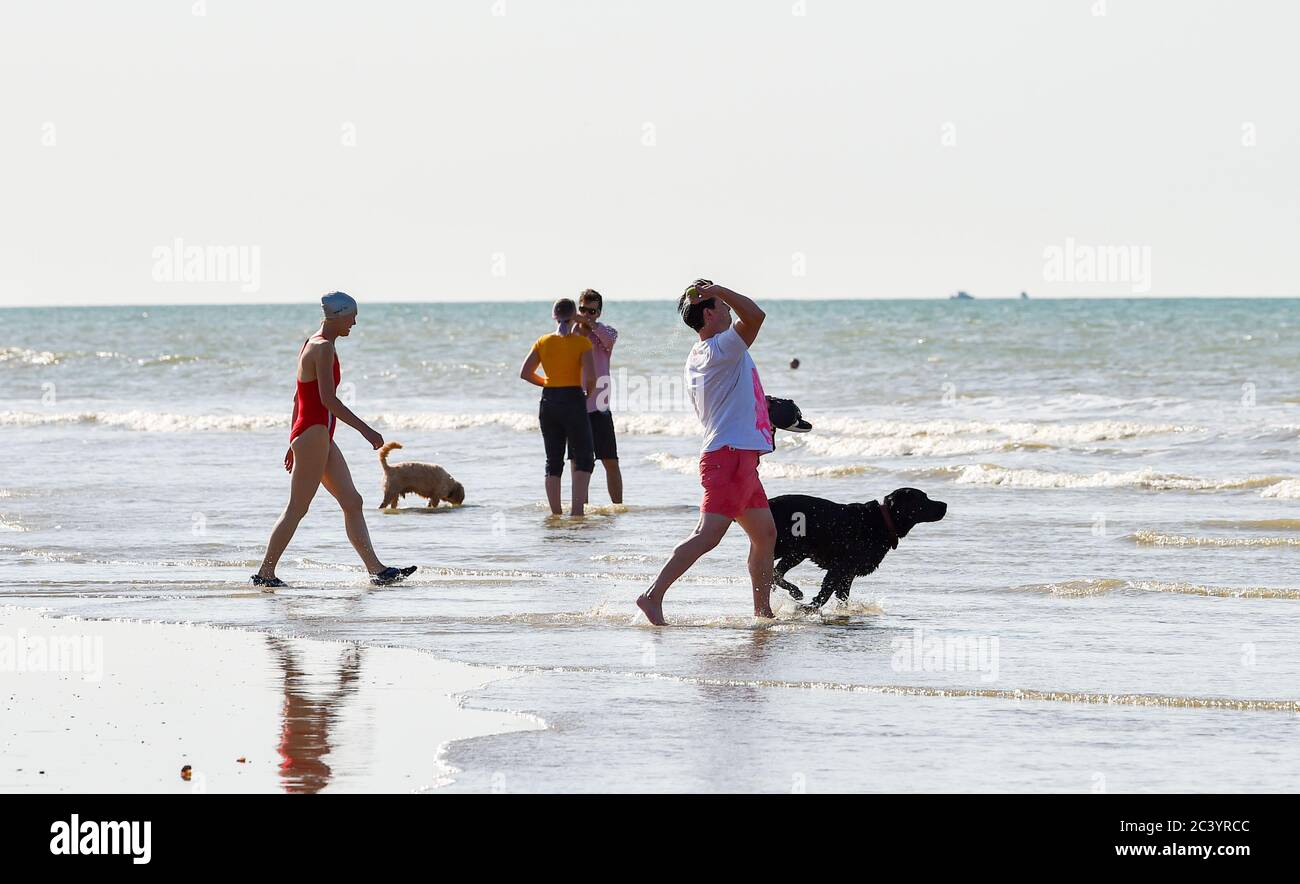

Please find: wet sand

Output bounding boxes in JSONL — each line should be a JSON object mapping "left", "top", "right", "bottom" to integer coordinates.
{"left": 0, "top": 607, "right": 541, "bottom": 793}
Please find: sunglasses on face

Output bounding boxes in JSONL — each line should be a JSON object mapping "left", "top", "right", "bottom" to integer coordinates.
{"left": 579, "top": 306, "right": 599, "bottom": 315}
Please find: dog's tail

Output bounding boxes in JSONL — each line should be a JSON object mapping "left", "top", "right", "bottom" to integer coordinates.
{"left": 378, "top": 441, "right": 403, "bottom": 472}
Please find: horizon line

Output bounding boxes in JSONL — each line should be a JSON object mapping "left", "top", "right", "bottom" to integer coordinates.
{"left": 5, "top": 294, "right": 1300, "bottom": 310}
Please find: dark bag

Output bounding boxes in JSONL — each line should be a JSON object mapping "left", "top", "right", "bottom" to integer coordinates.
{"left": 766, "top": 396, "right": 812, "bottom": 433}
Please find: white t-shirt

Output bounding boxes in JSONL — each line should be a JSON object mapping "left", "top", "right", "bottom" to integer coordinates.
{"left": 685, "top": 326, "right": 775, "bottom": 454}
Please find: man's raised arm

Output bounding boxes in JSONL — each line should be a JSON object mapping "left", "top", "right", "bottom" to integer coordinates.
{"left": 700, "top": 282, "right": 764, "bottom": 347}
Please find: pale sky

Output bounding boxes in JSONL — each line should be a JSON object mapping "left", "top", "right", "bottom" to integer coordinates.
{"left": 1, "top": 0, "right": 1296, "bottom": 307}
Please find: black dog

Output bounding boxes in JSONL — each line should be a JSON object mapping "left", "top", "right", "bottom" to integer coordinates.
{"left": 768, "top": 489, "right": 947, "bottom": 609}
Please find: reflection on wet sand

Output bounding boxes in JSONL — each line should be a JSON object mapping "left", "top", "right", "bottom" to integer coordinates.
{"left": 268, "top": 636, "right": 363, "bottom": 794}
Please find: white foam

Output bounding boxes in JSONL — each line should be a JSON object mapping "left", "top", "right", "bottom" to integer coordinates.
{"left": 1126, "top": 580, "right": 1300, "bottom": 600}
{"left": 0, "top": 410, "right": 287, "bottom": 432}
{"left": 1260, "top": 479, "right": 1300, "bottom": 499}
{"left": 0, "top": 347, "right": 60, "bottom": 365}
{"left": 774, "top": 418, "right": 1201, "bottom": 458}
{"left": 615, "top": 413, "right": 702, "bottom": 437}
{"left": 0, "top": 408, "right": 1216, "bottom": 465}
{"left": 760, "top": 461, "right": 878, "bottom": 479}
{"left": 797, "top": 433, "right": 1019, "bottom": 459}
{"left": 1014, "top": 579, "right": 1128, "bottom": 597}
{"left": 1017, "top": 578, "right": 1300, "bottom": 600}
{"left": 645, "top": 454, "right": 1293, "bottom": 492}
{"left": 945, "top": 463, "right": 1285, "bottom": 492}
{"left": 374, "top": 411, "right": 703, "bottom": 437}
{"left": 812, "top": 417, "right": 1197, "bottom": 445}
{"left": 1128, "top": 531, "right": 1300, "bottom": 548}
{"left": 0, "top": 515, "right": 28, "bottom": 532}
{"left": 372, "top": 411, "right": 539, "bottom": 433}
{"left": 644, "top": 453, "right": 699, "bottom": 475}
{"left": 591, "top": 553, "right": 658, "bottom": 564}
{"left": 645, "top": 452, "right": 876, "bottom": 479}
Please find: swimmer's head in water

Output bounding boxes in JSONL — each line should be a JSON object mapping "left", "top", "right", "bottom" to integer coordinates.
{"left": 321, "top": 291, "right": 358, "bottom": 335}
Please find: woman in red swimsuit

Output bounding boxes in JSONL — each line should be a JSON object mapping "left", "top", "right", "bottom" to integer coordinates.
{"left": 253, "top": 292, "right": 415, "bottom": 588}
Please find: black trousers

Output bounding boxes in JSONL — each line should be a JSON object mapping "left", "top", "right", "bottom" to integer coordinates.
{"left": 539, "top": 387, "right": 594, "bottom": 476}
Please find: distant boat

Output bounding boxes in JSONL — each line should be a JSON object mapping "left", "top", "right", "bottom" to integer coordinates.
{"left": 950, "top": 291, "right": 974, "bottom": 300}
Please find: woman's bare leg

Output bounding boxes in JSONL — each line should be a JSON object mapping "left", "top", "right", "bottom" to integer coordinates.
{"left": 321, "top": 441, "right": 385, "bottom": 574}
{"left": 544, "top": 475, "right": 563, "bottom": 515}
{"left": 571, "top": 470, "right": 592, "bottom": 516}
{"left": 257, "top": 427, "right": 329, "bottom": 579}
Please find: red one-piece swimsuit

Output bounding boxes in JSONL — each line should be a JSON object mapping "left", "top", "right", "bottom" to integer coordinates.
{"left": 288, "top": 339, "right": 341, "bottom": 442}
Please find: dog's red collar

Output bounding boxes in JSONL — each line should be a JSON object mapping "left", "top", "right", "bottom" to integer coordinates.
{"left": 879, "top": 501, "right": 899, "bottom": 550}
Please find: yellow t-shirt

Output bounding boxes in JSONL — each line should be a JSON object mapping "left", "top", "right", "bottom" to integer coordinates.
{"left": 532, "top": 333, "right": 592, "bottom": 387}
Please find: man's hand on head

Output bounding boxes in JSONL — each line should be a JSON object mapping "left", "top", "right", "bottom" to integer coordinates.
{"left": 686, "top": 279, "right": 715, "bottom": 303}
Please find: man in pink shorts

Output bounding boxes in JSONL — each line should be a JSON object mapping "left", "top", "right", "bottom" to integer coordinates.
{"left": 637, "top": 280, "right": 777, "bottom": 625}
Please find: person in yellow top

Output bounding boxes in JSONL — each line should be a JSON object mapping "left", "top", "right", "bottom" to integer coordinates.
{"left": 519, "top": 298, "right": 598, "bottom": 515}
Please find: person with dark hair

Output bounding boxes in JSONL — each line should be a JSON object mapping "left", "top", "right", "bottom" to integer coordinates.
{"left": 637, "top": 280, "right": 777, "bottom": 625}
{"left": 520, "top": 298, "right": 598, "bottom": 516}
{"left": 569, "top": 288, "right": 623, "bottom": 504}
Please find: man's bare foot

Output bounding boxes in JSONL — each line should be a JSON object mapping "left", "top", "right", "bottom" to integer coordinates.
{"left": 637, "top": 593, "right": 667, "bottom": 626}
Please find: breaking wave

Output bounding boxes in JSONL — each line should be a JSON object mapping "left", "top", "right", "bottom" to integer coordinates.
{"left": 1014, "top": 578, "right": 1300, "bottom": 600}
{"left": 1259, "top": 479, "right": 1300, "bottom": 500}
{"left": 1127, "top": 531, "right": 1300, "bottom": 549}
{"left": 795, "top": 433, "right": 1030, "bottom": 459}
{"left": 591, "top": 553, "right": 658, "bottom": 564}
{"left": 645, "top": 456, "right": 1298, "bottom": 492}
{"left": 934, "top": 464, "right": 1286, "bottom": 492}
{"left": 0, "top": 347, "right": 61, "bottom": 366}
{"left": 813, "top": 417, "right": 1196, "bottom": 445}
{"left": 1125, "top": 580, "right": 1300, "bottom": 600}
{"left": 0, "top": 410, "right": 287, "bottom": 432}
{"left": 1012, "top": 579, "right": 1130, "bottom": 597}
{"left": 0, "top": 409, "right": 1201, "bottom": 455}
{"left": 0, "top": 515, "right": 28, "bottom": 533}
{"left": 645, "top": 452, "right": 876, "bottom": 479}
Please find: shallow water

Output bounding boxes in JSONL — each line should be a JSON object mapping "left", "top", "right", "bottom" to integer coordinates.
{"left": 4, "top": 298, "right": 1300, "bottom": 791}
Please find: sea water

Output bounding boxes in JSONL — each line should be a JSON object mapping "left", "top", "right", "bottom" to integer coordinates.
{"left": 3, "top": 298, "right": 1300, "bottom": 791}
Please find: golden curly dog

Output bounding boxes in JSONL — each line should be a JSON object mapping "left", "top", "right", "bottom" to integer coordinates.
{"left": 378, "top": 442, "right": 465, "bottom": 509}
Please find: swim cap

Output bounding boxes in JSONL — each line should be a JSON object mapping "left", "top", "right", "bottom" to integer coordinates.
{"left": 321, "top": 291, "right": 357, "bottom": 318}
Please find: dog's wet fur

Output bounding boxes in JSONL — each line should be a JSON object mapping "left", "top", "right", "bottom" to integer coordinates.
{"left": 768, "top": 488, "right": 947, "bottom": 609}
{"left": 378, "top": 442, "right": 465, "bottom": 509}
